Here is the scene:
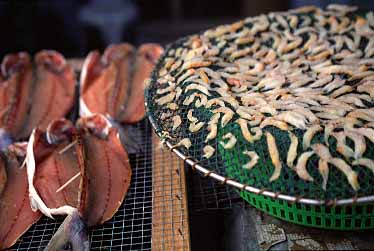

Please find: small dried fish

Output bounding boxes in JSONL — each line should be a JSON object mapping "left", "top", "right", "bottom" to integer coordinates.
{"left": 156, "top": 92, "right": 176, "bottom": 105}
{"left": 219, "top": 133, "right": 237, "bottom": 149}
{"left": 303, "top": 125, "right": 323, "bottom": 150}
{"left": 213, "top": 107, "right": 234, "bottom": 127}
{"left": 172, "top": 116, "right": 181, "bottom": 130}
{"left": 187, "top": 109, "right": 198, "bottom": 122}
{"left": 287, "top": 132, "right": 298, "bottom": 167}
{"left": 189, "top": 121, "right": 205, "bottom": 133}
{"left": 312, "top": 144, "right": 359, "bottom": 190}
{"left": 318, "top": 159, "right": 329, "bottom": 191}
{"left": 242, "top": 151, "right": 259, "bottom": 170}
{"left": 175, "top": 138, "right": 192, "bottom": 149}
{"left": 260, "top": 118, "right": 289, "bottom": 131}
{"left": 352, "top": 158, "right": 374, "bottom": 173}
{"left": 236, "top": 118, "right": 262, "bottom": 143}
{"left": 185, "top": 84, "right": 210, "bottom": 96}
{"left": 203, "top": 145, "right": 215, "bottom": 159}
{"left": 333, "top": 132, "right": 355, "bottom": 159}
{"left": 295, "top": 151, "right": 314, "bottom": 182}
{"left": 265, "top": 132, "right": 282, "bottom": 182}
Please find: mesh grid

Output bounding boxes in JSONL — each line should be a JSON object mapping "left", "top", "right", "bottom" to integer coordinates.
{"left": 11, "top": 120, "right": 154, "bottom": 250}
{"left": 187, "top": 167, "right": 246, "bottom": 211}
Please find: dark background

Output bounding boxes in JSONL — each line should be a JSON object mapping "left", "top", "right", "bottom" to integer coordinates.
{"left": 0, "top": 0, "right": 373, "bottom": 59}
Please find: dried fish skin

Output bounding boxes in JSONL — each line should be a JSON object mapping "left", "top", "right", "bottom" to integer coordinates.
{"left": 0, "top": 148, "right": 42, "bottom": 250}
{"left": 19, "top": 50, "right": 76, "bottom": 139}
{"left": 81, "top": 43, "right": 163, "bottom": 124}
{"left": 0, "top": 52, "right": 33, "bottom": 138}
{"left": 77, "top": 116, "right": 131, "bottom": 226}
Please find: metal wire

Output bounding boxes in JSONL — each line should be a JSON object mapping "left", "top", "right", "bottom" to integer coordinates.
{"left": 11, "top": 119, "right": 186, "bottom": 250}
{"left": 187, "top": 167, "right": 246, "bottom": 212}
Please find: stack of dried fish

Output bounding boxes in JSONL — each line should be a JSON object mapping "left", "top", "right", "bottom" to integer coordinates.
{"left": 0, "top": 42, "right": 163, "bottom": 250}
{"left": 151, "top": 4, "right": 373, "bottom": 192}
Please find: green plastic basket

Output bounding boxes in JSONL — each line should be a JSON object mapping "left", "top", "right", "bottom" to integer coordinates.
{"left": 144, "top": 8, "right": 374, "bottom": 230}
{"left": 241, "top": 191, "right": 374, "bottom": 230}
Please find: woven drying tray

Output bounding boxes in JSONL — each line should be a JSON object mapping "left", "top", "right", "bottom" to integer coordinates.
{"left": 145, "top": 5, "right": 374, "bottom": 229}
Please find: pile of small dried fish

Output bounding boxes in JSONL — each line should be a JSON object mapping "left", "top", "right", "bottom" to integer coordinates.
{"left": 152, "top": 4, "right": 374, "bottom": 191}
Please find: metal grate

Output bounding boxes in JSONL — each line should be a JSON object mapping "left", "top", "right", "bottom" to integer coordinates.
{"left": 12, "top": 119, "right": 154, "bottom": 250}
{"left": 187, "top": 168, "right": 247, "bottom": 212}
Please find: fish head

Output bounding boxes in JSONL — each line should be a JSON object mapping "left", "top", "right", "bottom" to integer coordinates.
{"left": 35, "top": 50, "right": 67, "bottom": 74}
{"left": 46, "top": 118, "right": 75, "bottom": 145}
{"left": 1, "top": 52, "right": 31, "bottom": 79}
{"left": 76, "top": 114, "right": 112, "bottom": 139}
{"left": 137, "top": 43, "right": 164, "bottom": 65}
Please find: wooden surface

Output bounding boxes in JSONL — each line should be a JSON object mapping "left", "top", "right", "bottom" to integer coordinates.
{"left": 151, "top": 132, "right": 191, "bottom": 251}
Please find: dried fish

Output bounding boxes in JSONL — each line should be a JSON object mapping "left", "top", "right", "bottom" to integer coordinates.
{"left": 333, "top": 132, "right": 355, "bottom": 159}
{"left": 287, "top": 132, "right": 298, "bottom": 168}
{"left": 189, "top": 121, "right": 205, "bottom": 133}
{"left": 295, "top": 151, "right": 314, "bottom": 181}
{"left": 185, "top": 83, "right": 210, "bottom": 96}
{"left": 265, "top": 132, "right": 282, "bottom": 182}
{"left": 236, "top": 119, "right": 262, "bottom": 143}
{"left": 156, "top": 92, "right": 175, "bottom": 105}
{"left": 260, "top": 118, "right": 289, "bottom": 131}
{"left": 187, "top": 109, "right": 198, "bottom": 122}
{"left": 213, "top": 107, "right": 234, "bottom": 127}
{"left": 352, "top": 158, "right": 374, "bottom": 173}
{"left": 175, "top": 138, "right": 192, "bottom": 149}
{"left": 172, "top": 116, "right": 181, "bottom": 130}
{"left": 203, "top": 145, "right": 215, "bottom": 159}
{"left": 312, "top": 144, "right": 359, "bottom": 190}
{"left": 242, "top": 151, "right": 259, "bottom": 170}
{"left": 219, "top": 133, "right": 237, "bottom": 149}
{"left": 318, "top": 159, "right": 329, "bottom": 191}
{"left": 303, "top": 125, "right": 323, "bottom": 150}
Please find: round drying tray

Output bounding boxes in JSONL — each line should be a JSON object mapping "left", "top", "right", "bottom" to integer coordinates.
{"left": 145, "top": 5, "right": 374, "bottom": 230}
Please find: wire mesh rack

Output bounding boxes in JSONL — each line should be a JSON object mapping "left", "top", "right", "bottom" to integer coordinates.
{"left": 10, "top": 118, "right": 190, "bottom": 250}
{"left": 186, "top": 168, "right": 247, "bottom": 212}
